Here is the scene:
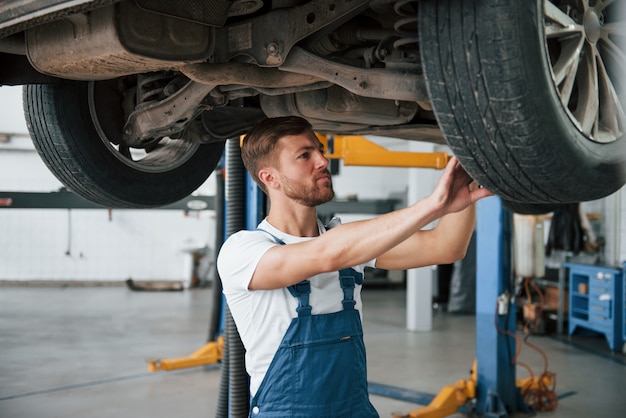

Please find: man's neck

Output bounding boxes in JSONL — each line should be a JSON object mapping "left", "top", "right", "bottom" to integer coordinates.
{"left": 266, "top": 204, "right": 319, "bottom": 237}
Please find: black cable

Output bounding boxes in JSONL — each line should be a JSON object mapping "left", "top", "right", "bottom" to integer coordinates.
{"left": 208, "top": 166, "right": 225, "bottom": 343}
{"left": 215, "top": 138, "right": 250, "bottom": 417}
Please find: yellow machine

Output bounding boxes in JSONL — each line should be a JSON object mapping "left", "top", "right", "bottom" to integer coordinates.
{"left": 146, "top": 336, "right": 223, "bottom": 372}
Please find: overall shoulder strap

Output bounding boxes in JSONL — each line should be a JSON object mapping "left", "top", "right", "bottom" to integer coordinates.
{"left": 338, "top": 268, "right": 364, "bottom": 310}
{"left": 257, "top": 228, "right": 312, "bottom": 317}
{"left": 256, "top": 228, "right": 286, "bottom": 245}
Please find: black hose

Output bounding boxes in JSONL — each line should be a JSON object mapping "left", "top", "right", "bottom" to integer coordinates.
{"left": 208, "top": 166, "right": 225, "bottom": 343}
{"left": 215, "top": 139, "right": 250, "bottom": 417}
{"left": 214, "top": 162, "right": 229, "bottom": 418}
{"left": 227, "top": 306, "right": 249, "bottom": 417}
{"left": 215, "top": 317, "right": 230, "bottom": 418}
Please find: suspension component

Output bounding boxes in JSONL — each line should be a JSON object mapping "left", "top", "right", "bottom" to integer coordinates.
{"left": 123, "top": 79, "right": 216, "bottom": 146}
{"left": 136, "top": 73, "right": 179, "bottom": 105}
{"left": 393, "top": 0, "right": 419, "bottom": 50}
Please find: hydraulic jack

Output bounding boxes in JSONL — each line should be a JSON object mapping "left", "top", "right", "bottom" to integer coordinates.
{"left": 146, "top": 336, "right": 224, "bottom": 372}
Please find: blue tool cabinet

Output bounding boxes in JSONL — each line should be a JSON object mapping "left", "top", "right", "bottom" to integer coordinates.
{"left": 567, "top": 263, "right": 623, "bottom": 351}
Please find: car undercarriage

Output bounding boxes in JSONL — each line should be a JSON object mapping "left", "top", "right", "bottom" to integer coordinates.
{"left": 0, "top": 0, "right": 624, "bottom": 209}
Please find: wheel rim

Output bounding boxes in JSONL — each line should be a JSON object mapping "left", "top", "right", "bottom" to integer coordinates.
{"left": 544, "top": 0, "right": 626, "bottom": 144}
{"left": 87, "top": 80, "right": 200, "bottom": 173}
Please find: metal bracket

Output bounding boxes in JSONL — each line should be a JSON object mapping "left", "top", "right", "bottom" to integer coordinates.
{"left": 280, "top": 47, "right": 429, "bottom": 102}
{"left": 212, "top": 0, "right": 370, "bottom": 66}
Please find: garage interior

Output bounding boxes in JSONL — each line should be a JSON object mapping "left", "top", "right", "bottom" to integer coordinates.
{"left": 1, "top": 85, "right": 626, "bottom": 418}
{"left": 2, "top": 280, "right": 625, "bottom": 418}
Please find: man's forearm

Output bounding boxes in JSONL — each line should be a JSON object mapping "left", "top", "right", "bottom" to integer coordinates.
{"left": 371, "top": 202, "right": 476, "bottom": 271}
{"left": 432, "top": 203, "right": 476, "bottom": 262}
{"left": 313, "top": 196, "right": 445, "bottom": 273}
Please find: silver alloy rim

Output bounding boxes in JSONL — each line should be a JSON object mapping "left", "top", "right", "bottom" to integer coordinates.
{"left": 87, "top": 81, "right": 199, "bottom": 173}
{"left": 544, "top": 0, "right": 625, "bottom": 143}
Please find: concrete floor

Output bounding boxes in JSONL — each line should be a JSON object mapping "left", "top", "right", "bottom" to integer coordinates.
{"left": 1, "top": 285, "right": 624, "bottom": 418}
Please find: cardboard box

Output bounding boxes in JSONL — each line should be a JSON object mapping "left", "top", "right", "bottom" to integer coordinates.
{"left": 544, "top": 287, "right": 568, "bottom": 312}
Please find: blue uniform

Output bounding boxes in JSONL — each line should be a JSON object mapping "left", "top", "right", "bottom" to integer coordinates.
{"left": 250, "top": 233, "right": 378, "bottom": 417}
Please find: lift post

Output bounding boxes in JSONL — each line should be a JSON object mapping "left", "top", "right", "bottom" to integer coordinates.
{"left": 474, "top": 196, "right": 527, "bottom": 416}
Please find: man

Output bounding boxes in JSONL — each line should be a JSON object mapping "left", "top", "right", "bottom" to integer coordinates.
{"left": 217, "top": 116, "right": 493, "bottom": 417}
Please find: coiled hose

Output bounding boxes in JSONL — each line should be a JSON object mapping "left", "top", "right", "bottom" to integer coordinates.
{"left": 216, "top": 139, "right": 250, "bottom": 417}
{"left": 209, "top": 165, "right": 225, "bottom": 342}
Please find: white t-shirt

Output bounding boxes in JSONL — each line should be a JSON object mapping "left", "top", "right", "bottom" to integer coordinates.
{"left": 216, "top": 217, "right": 375, "bottom": 396}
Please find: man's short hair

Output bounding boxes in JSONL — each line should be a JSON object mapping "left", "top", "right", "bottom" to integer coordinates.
{"left": 241, "top": 116, "right": 314, "bottom": 192}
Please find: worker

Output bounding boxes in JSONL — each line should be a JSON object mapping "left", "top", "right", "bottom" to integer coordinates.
{"left": 217, "top": 116, "right": 493, "bottom": 417}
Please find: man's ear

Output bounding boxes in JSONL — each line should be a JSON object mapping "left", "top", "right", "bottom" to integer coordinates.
{"left": 258, "top": 168, "right": 278, "bottom": 190}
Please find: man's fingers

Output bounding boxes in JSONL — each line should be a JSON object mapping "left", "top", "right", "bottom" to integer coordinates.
{"left": 471, "top": 187, "right": 495, "bottom": 203}
{"left": 468, "top": 180, "right": 479, "bottom": 192}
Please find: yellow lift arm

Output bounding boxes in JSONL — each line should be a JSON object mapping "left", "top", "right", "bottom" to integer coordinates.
{"left": 146, "top": 336, "right": 223, "bottom": 372}
{"left": 393, "top": 362, "right": 555, "bottom": 418}
{"left": 317, "top": 134, "right": 450, "bottom": 169}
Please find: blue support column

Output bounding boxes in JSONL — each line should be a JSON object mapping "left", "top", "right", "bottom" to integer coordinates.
{"left": 475, "top": 196, "right": 526, "bottom": 416}
{"left": 246, "top": 172, "right": 266, "bottom": 229}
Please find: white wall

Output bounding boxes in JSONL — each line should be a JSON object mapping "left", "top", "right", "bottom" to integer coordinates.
{"left": 604, "top": 188, "right": 625, "bottom": 266}
{"left": 621, "top": 189, "right": 625, "bottom": 264}
{"left": 0, "top": 209, "right": 215, "bottom": 282}
{"left": 0, "top": 86, "right": 28, "bottom": 134}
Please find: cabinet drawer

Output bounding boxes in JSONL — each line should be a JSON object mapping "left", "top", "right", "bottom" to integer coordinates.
{"left": 592, "top": 270, "right": 616, "bottom": 283}
{"left": 590, "top": 284, "right": 613, "bottom": 296}
{"left": 589, "top": 300, "right": 613, "bottom": 321}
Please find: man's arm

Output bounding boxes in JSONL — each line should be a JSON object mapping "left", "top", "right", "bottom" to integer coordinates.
{"left": 249, "top": 158, "right": 493, "bottom": 290}
{"left": 373, "top": 200, "right": 476, "bottom": 271}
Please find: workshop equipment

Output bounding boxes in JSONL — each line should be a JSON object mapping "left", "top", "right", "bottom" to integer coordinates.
{"left": 146, "top": 337, "right": 224, "bottom": 372}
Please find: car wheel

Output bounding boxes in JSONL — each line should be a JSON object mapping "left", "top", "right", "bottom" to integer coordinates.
{"left": 23, "top": 79, "right": 225, "bottom": 208}
{"left": 419, "top": 0, "right": 625, "bottom": 204}
{"left": 502, "top": 200, "right": 559, "bottom": 215}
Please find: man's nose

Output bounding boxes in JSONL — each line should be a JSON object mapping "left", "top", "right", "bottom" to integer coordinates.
{"left": 315, "top": 151, "right": 329, "bottom": 169}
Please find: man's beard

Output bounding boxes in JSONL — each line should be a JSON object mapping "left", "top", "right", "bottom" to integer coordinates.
{"left": 281, "top": 171, "right": 335, "bottom": 207}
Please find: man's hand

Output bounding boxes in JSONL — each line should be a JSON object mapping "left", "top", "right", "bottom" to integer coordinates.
{"left": 429, "top": 156, "right": 494, "bottom": 215}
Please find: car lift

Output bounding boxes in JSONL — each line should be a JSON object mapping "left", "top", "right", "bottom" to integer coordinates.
{"left": 147, "top": 135, "right": 554, "bottom": 417}
{"left": 146, "top": 336, "right": 224, "bottom": 372}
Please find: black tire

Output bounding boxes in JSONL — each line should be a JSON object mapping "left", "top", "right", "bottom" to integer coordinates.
{"left": 23, "top": 80, "right": 225, "bottom": 208}
{"left": 502, "top": 200, "right": 558, "bottom": 215}
{"left": 419, "top": 0, "right": 626, "bottom": 204}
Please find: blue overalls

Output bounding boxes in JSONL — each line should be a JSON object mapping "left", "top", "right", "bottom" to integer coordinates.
{"left": 250, "top": 231, "right": 379, "bottom": 418}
